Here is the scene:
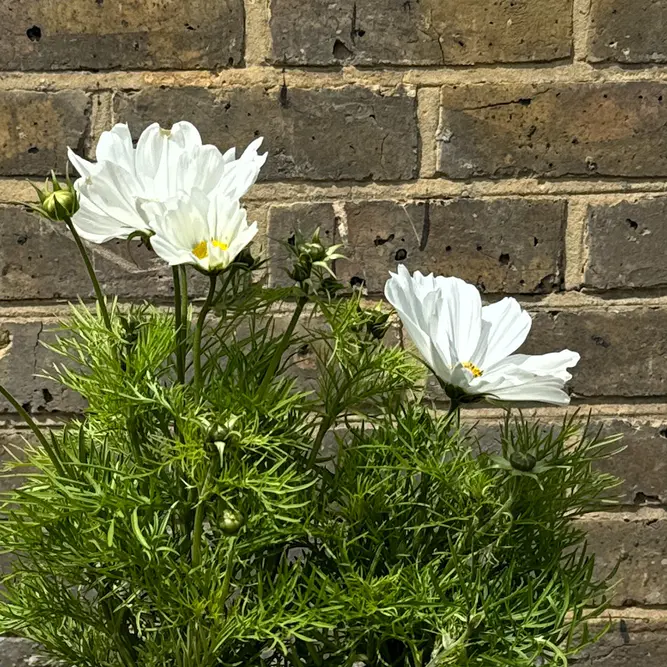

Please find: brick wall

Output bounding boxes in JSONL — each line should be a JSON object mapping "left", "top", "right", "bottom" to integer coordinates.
{"left": 1, "top": 0, "right": 667, "bottom": 663}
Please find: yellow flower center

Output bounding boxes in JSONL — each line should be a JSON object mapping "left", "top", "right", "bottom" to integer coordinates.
{"left": 462, "top": 361, "right": 483, "bottom": 378}
{"left": 192, "top": 240, "right": 230, "bottom": 260}
{"left": 159, "top": 128, "right": 172, "bottom": 137}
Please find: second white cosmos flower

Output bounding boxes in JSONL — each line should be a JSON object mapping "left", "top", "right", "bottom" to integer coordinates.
{"left": 67, "top": 121, "right": 266, "bottom": 243}
{"left": 139, "top": 189, "right": 258, "bottom": 274}
{"left": 385, "top": 265, "right": 580, "bottom": 406}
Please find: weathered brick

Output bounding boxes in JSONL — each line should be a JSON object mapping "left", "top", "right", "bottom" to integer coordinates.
{"left": 0, "top": 0, "right": 243, "bottom": 70}
{"left": 584, "top": 509, "right": 667, "bottom": 606}
{"left": 472, "top": 417, "right": 667, "bottom": 506}
{"left": 437, "top": 83, "right": 667, "bottom": 178}
{"left": 523, "top": 309, "right": 667, "bottom": 398}
{"left": 114, "top": 86, "right": 418, "bottom": 181}
{"left": 588, "top": 0, "right": 667, "bottom": 64}
{"left": 0, "top": 637, "right": 41, "bottom": 666}
{"left": 336, "top": 198, "right": 565, "bottom": 294}
{"left": 595, "top": 420, "right": 667, "bottom": 506}
{"left": 585, "top": 198, "right": 667, "bottom": 290}
{"left": 0, "top": 206, "right": 205, "bottom": 300}
{"left": 270, "top": 0, "right": 572, "bottom": 66}
{"left": 0, "top": 91, "right": 89, "bottom": 176}
{"left": 0, "top": 319, "right": 85, "bottom": 414}
{"left": 266, "top": 203, "right": 337, "bottom": 287}
{"left": 573, "top": 616, "right": 667, "bottom": 665}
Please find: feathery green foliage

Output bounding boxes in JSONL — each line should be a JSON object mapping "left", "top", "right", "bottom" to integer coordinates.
{"left": 0, "top": 231, "right": 620, "bottom": 667}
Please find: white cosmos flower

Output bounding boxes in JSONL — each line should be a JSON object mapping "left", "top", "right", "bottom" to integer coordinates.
{"left": 67, "top": 121, "right": 267, "bottom": 243}
{"left": 385, "top": 265, "right": 580, "bottom": 406}
{"left": 139, "top": 189, "right": 258, "bottom": 273}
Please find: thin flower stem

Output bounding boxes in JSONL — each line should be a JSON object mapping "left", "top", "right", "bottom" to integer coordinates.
{"left": 191, "top": 499, "right": 206, "bottom": 567}
{"left": 172, "top": 267, "right": 185, "bottom": 383}
{"left": 447, "top": 397, "right": 461, "bottom": 429}
{"left": 63, "top": 216, "right": 112, "bottom": 331}
{"left": 0, "top": 384, "right": 65, "bottom": 476}
{"left": 179, "top": 265, "right": 189, "bottom": 374}
{"left": 219, "top": 537, "right": 237, "bottom": 604}
{"left": 307, "top": 412, "right": 335, "bottom": 468}
{"left": 257, "top": 296, "right": 308, "bottom": 400}
{"left": 193, "top": 274, "right": 218, "bottom": 390}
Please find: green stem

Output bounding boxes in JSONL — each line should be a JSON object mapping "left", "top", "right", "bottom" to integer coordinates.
{"left": 172, "top": 267, "right": 185, "bottom": 383}
{"left": 257, "top": 296, "right": 308, "bottom": 400}
{"left": 179, "top": 266, "right": 189, "bottom": 372}
{"left": 447, "top": 397, "right": 461, "bottom": 428}
{"left": 193, "top": 274, "right": 217, "bottom": 390}
{"left": 219, "top": 538, "right": 237, "bottom": 605}
{"left": 307, "top": 413, "right": 335, "bottom": 468}
{"left": 0, "top": 384, "right": 65, "bottom": 476}
{"left": 63, "top": 216, "right": 112, "bottom": 331}
{"left": 191, "top": 499, "right": 206, "bottom": 567}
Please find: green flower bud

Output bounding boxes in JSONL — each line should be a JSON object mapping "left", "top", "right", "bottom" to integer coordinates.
{"left": 509, "top": 451, "right": 537, "bottom": 473}
{"left": 301, "top": 241, "right": 327, "bottom": 263}
{"left": 288, "top": 263, "right": 312, "bottom": 284}
{"left": 42, "top": 188, "right": 78, "bottom": 221}
{"left": 220, "top": 509, "right": 244, "bottom": 536}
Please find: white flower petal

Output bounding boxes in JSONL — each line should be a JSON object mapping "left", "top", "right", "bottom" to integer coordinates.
{"left": 73, "top": 162, "right": 149, "bottom": 239}
{"left": 435, "top": 276, "right": 482, "bottom": 362}
{"left": 67, "top": 147, "right": 97, "bottom": 180}
{"left": 476, "top": 298, "right": 532, "bottom": 368}
{"left": 487, "top": 376, "right": 573, "bottom": 405}
{"left": 499, "top": 351, "right": 580, "bottom": 381}
{"left": 95, "top": 124, "right": 135, "bottom": 174}
{"left": 168, "top": 121, "right": 202, "bottom": 150}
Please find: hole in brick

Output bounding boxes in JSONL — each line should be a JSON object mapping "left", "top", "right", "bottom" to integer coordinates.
{"left": 626, "top": 218, "right": 639, "bottom": 230}
{"left": 445, "top": 245, "right": 452, "bottom": 252}
{"left": 634, "top": 492, "right": 661, "bottom": 505}
{"left": 287, "top": 234, "right": 296, "bottom": 246}
{"left": 591, "top": 334, "right": 610, "bottom": 348}
{"left": 26, "top": 25, "right": 41, "bottom": 41}
{"left": 373, "top": 234, "right": 395, "bottom": 247}
{"left": 0, "top": 330, "right": 10, "bottom": 348}
{"left": 476, "top": 245, "right": 483, "bottom": 251}
{"left": 659, "top": 427, "right": 667, "bottom": 439}
{"left": 533, "top": 237, "right": 539, "bottom": 246}
{"left": 228, "top": 57, "right": 235, "bottom": 67}
{"left": 518, "top": 98, "right": 532, "bottom": 106}
{"left": 42, "top": 388, "right": 53, "bottom": 404}
{"left": 357, "top": 29, "right": 366, "bottom": 37}
{"left": 298, "top": 344, "right": 309, "bottom": 356}
{"left": 21, "top": 402, "right": 32, "bottom": 412}
{"left": 498, "top": 253, "right": 510, "bottom": 265}
{"left": 332, "top": 39, "right": 353, "bottom": 59}
{"left": 185, "top": 23, "right": 195, "bottom": 30}
{"left": 394, "top": 249, "right": 408, "bottom": 261}
{"left": 350, "top": 276, "right": 366, "bottom": 288}
{"left": 16, "top": 234, "right": 27, "bottom": 245}
{"left": 27, "top": 146, "right": 39, "bottom": 154}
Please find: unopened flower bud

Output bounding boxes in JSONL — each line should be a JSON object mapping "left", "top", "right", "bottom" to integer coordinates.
{"left": 509, "top": 451, "right": 537, "bottom": 472}
{"left": 366, "top": 310, "right": 391, "bottom": 341}
{"left": 43, "top": 188, "right": 77, "bottom": 220}
{"left": 301, "top": 241, "right": 327, "bottom": 263}
{"left": 221, "top": 509, "right": 244, "bottom": 535}
{"left": 288, "top": 262, "right": 312, "bottom": 284}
